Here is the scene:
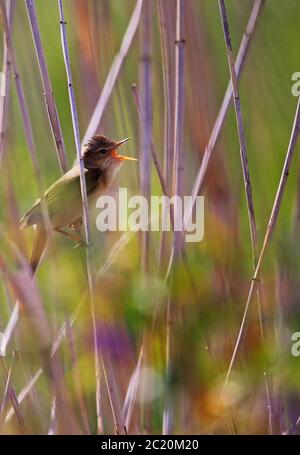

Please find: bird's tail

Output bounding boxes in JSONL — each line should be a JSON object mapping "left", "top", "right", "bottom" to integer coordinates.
{"left": 30, "top": 226, "right": 47, "bottom": 274}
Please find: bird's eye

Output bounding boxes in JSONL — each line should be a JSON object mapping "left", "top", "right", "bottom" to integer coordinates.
{"left": 98, "top": 148, "right": 107, "bottom": 155}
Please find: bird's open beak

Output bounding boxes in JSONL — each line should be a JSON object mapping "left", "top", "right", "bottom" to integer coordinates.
{"left": 116, "top": 137, "right": 131, "bottom": 148}
{"left": 117, "top": 155, "right": 138, "bottom": 161}
{"left": 114, "top": 137, "right": 138, "bottom": 161}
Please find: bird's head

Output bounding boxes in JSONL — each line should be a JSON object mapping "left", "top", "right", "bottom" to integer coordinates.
{"left": 83, "top": 135, "right": 136, "bottom": 170}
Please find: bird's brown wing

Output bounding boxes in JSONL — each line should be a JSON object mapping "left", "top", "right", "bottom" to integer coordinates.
{"left": 21, "top": 167, "right": 103, "bottom": 272}
{"left": 20, "top": 168, "right": 79, "bottom": 227}
{"left": 20, "top": 166, "right": 96, "bottom": 228}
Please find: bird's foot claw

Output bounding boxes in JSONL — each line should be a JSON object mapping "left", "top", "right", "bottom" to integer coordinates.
{"left": 69, "top": 218, "right": 83, "bottom": 231}
{"left": 72, "top": 241, "right": 92, "bottom": 250}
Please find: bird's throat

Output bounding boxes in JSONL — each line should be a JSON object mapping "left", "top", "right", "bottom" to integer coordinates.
{"left": 87, "top": 161, "right": 123, "bottom": 196}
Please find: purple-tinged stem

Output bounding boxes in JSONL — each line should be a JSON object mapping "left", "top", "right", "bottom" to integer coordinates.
{"left": 172, "top": 0, "right": 185, "bottom": 258}
{"left": 82, "top": 0, "right": 143, "bottom": 146}
{"left": 222, "top": 95, "right": 300, "bottom": 409}
{"left": 157, "top": 0, "right": 174, "bottom": 269}
{"left": 58, "top": 0, "right": 126, "bottom": 435}
{"left": 157, "top": 0, "right": 174, "bottom": 192}
{"left": 165, "top": 0, "right": 264, "bottom": 285}
{"left": 183, "top": 0, "right": 265, "bottom": 239}
{"left": 218, "top": 0, "right": 273, "bottom": 433}
{"left": 132, "top": 84, "right": 168, "bottom": 199}
{"left": 0, "top": 0, "right": 15, "bottom": 166}
{"left": 25, "top": 0, "right": 68, "bottom": 173}
{"left": 218, "top": 0, "right": 257, "bottom": 257}
{"left": 0, "top": 0, "right": 51, "bottom": 235}
{"left": 139, "top": 0, "right": 152, "bottom": 274}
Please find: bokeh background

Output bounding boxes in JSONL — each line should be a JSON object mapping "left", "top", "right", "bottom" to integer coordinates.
{"left": 1, "top": 0, "right": 300, "bottom": 435}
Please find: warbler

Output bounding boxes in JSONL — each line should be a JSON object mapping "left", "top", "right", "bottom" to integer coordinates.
{"left": 20, "top": 135, "right": 137, "bottom": 273}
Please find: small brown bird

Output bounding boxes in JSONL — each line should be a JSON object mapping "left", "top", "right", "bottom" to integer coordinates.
{"left": 20, "top": 135, "right": 137, "bottom": 273}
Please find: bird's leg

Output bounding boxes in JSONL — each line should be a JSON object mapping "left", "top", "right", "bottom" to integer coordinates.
{"left": 69, "top": 217, "right": 83, "bottom": 232}
{"left": 54, "top": 227, "right": 84, "bottom": 244}
{"left": 66, "top": 218, "right": 88, "bottom": 248}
